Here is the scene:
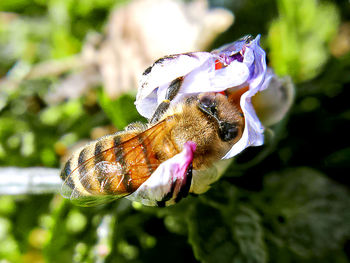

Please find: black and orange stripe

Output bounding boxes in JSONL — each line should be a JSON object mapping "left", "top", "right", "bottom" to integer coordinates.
{"left": 60, "top": 116, "right": 180, "bottom": 202}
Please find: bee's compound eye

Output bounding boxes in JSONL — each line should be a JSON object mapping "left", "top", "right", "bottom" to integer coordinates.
{"left": 200, "top": 96, "right": 214, "bottom": 108}
{"left": 219, "top": 122, "right": 238, "bottom": 141}
{"left": 199, "top": 96, "right": 217, "bottom": 114}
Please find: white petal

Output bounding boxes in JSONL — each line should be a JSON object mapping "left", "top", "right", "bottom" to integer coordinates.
{"left": 179, "top": 58, "right": 216, "bottom": 93}
{"left": 177, "top": 58, "right": 250, "bottom": 94}
{"left": 135, "top": 52, "right": 212, "bottom": 118}
{"left": 210, "top": 61, "right": 250, "bottom": 90}
{"left": 252, "top": 68, "right": 295, "bottom": 126}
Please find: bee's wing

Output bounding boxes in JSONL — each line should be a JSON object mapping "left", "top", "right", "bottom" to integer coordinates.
{"left": 61, "top": 119, "right": 169, "bottom": 206}
{"left": 61, "top": 161, "right": 159, "bottom": 207}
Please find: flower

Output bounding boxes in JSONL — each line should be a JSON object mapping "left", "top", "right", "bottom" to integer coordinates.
{"left": 130, "top": 35, "right": 294, "bottom": 206}
{"left": 136, "top": 35, "right": 268, "bottom": 159}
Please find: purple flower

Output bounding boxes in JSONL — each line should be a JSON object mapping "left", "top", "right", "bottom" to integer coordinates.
{"left": 136, "top": 35, "right": 267, "bottom": 159}
{"left": 130, "top": 35, "right": 293, "bottom": 205}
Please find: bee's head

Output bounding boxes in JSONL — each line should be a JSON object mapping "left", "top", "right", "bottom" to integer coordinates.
{"left": 197, "top": 92, "right": 243, "bottom": 142}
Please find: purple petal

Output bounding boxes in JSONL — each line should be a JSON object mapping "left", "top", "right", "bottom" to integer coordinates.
{"left": 223, "top": 35, "right": 267, "bottom": 158}
{"left": 212, "top": 35, "right": 252, "bottom": 54}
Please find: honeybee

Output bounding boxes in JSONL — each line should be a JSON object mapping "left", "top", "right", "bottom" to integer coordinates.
{"left": 60, "top": 35, "right": 264, "bottom": 206}
{"left": 60, "top": 90, "right": 244, "bottom": 206}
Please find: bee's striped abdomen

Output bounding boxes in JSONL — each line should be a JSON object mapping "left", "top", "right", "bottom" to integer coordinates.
{"left": 61, "top": 134, "right": 120, "bottom": 196}
{"left": 60, "top": 117, "right": 179, "bottom": 203}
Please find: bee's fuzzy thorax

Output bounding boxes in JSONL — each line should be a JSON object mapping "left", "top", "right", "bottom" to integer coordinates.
{"left": 158, "top": 94, "right": 244, "bottom": 170}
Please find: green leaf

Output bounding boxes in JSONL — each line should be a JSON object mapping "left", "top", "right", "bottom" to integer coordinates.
{"left": 187, "top": 202, "right": 238, "bottom": 263}
{"left": 231, "top": 205, "right": 267, "bottom": 263}
{"left": 186, "top": 183, "right": 267, "bottom": 263}
{"left": 253, "top": 167, "right": 350, "bottom": 259}
{"left": 324, "top": 147, "right": 350, "bottom": 169}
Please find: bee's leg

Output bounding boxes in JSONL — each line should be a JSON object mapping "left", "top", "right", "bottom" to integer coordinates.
{"left": 150, "top": 76, "right": 184, "bottom": 123}
{"left": 150, "top": 100, "right": 171, "bottom": 124}
{"left": 125, "top": 122, "right": 147, "bottom": 131}
{"left": 174, "top": 162, "right": 193, "bottom": 203}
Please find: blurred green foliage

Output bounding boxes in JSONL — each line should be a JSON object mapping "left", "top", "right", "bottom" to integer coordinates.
{"left": 268, "top": 0, "right": 340, "bottom": 82}
{"left": 0, "top": 0, "right": 119, "bottom": 72}
{"left": 1, "top": 0, "right": 350, "bottom": 262}
{"left": 97, "top": 91, "right": 145, "bottom": 130}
